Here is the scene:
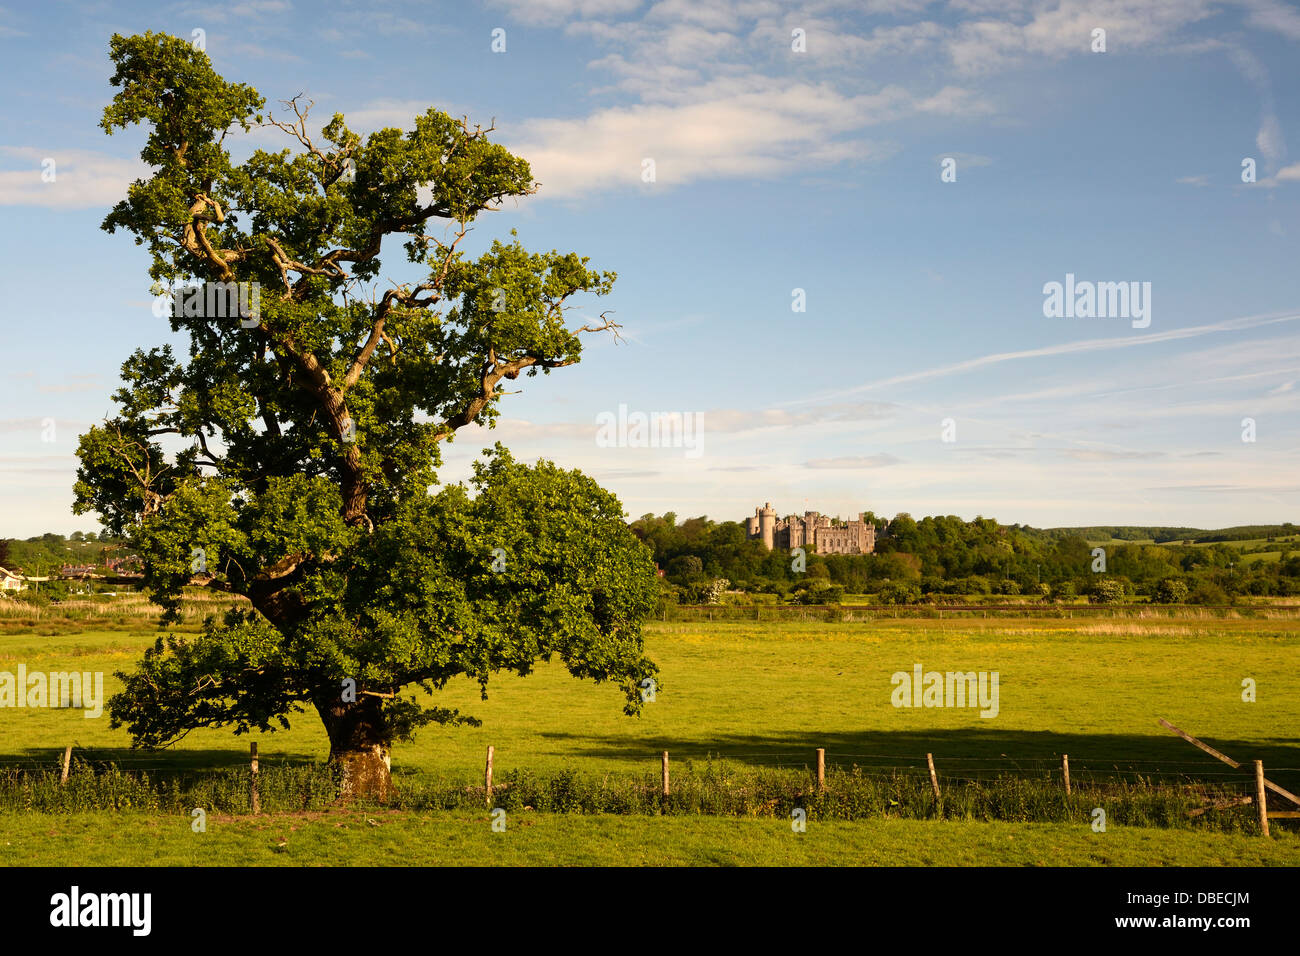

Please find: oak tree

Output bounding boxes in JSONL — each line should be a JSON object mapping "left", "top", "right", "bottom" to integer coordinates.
{"left": 75, "top": 33, "right": 658, "bottom": 797}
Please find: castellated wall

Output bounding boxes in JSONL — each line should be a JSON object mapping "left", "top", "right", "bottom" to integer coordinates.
{"left": 745, "top": 504, "right": 876, "bottom": 555}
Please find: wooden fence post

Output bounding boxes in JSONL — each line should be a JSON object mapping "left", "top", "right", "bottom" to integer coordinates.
{"left": 60, "top": 745, "right": 72, "bottom": 785}
{"left": 485, "top": 746, "right": 494, "bottom": 805}
{"left": 1062, "top": 754, "right": 1071, "bottom": 796}
{"left": 1255, "top": 760, "right": 1269, "bottom": 838}
{"left": 1159, "top": 718, "right": 1300, "bottom": 808}
{"left": 816, "top": 748, "right": 825, "bottom": 791}
{"left": 661, "top": 751, "right": 670, "bottom": 805}
{"left": 926, "top": 753, "right": 941, "bottom": 803}
{"left": 250, "top": 742, "right": 260, "bottom": 815}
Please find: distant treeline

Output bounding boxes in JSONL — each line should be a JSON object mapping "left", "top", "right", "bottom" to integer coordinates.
{"left": 1036, "top": 523, "right": 1298, "bottom": 544}
{"left": 0, "top": 533, "right": 133, "bottom": 601}
{"left": 0, "top": 532, "right": 127, "bottom": 573}
{"left": 6, "top": 519, "right": 1300, "bottom": 608}
{"left": 629, "top": 513, "right": 1300, "bottom": 605}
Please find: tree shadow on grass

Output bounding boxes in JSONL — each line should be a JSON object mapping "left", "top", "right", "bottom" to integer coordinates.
{"left": 0, "top": 745, "right": 324, "bottom": 775}
{"left": 537, "top": 727, "right": 1300, "bottom": 791}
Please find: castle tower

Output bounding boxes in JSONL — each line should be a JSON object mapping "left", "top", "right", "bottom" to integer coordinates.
{"left": 759, "top": 502, "right": 776, "bottom": 551}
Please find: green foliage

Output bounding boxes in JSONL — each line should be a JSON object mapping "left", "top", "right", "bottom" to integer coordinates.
{"left": 1188, "top": 581, "right": 1231, "bottom": 605}
{"left": 1088, "top": 578, "right": 1127, "bottom": 604}
{"left": 791, "top": 580, "right": 845, "bottom": 605}
{"left": 107, "top": 446, "right": 660, "bottom": 749}
{"left": 11, "top": 579, "right": 71, "bottom": 604}
{"left": 628, "top": 512, "right": 1300, "bottom": 603}
{"left": 0, "top": 534, "right": 124, "bottom": 576}
{"left": 1154, "top": 578, "right": 1189, "bottom": 603}
{"left": 877, "top": 582, "right": 921, "bottom": 605}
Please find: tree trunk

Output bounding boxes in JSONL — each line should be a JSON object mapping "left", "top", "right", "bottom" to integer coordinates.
{"left": 318, "top": 693, "right": 393, "bottom": 801}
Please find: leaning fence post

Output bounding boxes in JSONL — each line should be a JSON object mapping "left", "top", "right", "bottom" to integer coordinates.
{"left": 485, "top": 745, "right": 495, "bottom": 805}
{"left": 926, "top": 752, "right": 941, "bottom": 804}
{"left": 1255, "top": 760, "right": 1270, "bottom": 838}
{"left": 816, "top": 748, "right": 826, "bottom": 791}
{"left": 250, "top": 742, "right": 260, "bottom": 815}
{"left": 661, "top": 751, "right": 670, "bottom": 806}
{"left": 60, "top": 745, "right": 72, "bottom": 785}
{"left": 1062, "top": 754, "right": 1071, "bottom": 796}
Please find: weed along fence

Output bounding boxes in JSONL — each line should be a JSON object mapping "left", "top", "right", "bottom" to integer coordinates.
{"left": 7, "top": 724, "right": 1295, "bottom": 835}
{"left": 628, "top": 734, "right": 1294, "bottom": 837}
{"left": 1157, "top": 719, "right": 1300, "bottom": 837}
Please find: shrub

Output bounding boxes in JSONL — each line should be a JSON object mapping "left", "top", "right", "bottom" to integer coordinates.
{"left": 878, "top": 582, "right": 921, "bottom": 605}
{"left": 1188, "top": 581, "right": 1229, "bottom": 605}
{"left": 1088, "top": 578, "right": 1126, "bottom": 604}
{"left": 1153, "top": 578, "right": 1189, "bottom": 603}
{"left": 792, "top": 581, "right": 844, "bottom": 605}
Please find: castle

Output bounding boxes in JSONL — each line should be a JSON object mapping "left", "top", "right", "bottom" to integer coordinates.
{"left": 745, "top": 503, "right": 876, "bottom": 555}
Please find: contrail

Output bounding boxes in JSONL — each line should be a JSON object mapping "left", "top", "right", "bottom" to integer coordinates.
{"left": 784, "top": 310, "right": 1300, "bottom": 405}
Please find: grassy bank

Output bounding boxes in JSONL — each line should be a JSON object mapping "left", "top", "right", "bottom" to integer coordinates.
{"left": 3, "top": 810, "right": 1296, "bottom": 866}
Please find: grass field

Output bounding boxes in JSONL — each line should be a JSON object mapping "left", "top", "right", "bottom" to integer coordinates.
{"left": 1085, "top": 533, "right": 1300, "bottom": 564}
{"left": 3, "top": 614, "right": 1297, "bottom": 865}
{"left": 3, "top": 617, "right": 1297, "bottom": 785}
{"left": 3, "top": 809, "right": 1297, "bottom": 866}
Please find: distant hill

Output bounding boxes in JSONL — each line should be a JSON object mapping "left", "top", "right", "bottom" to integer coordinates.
{"left": 1032, "top": 524, "right": 1298, "bottom": 544}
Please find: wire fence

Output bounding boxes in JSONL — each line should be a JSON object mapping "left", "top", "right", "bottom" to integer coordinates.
{"left": 2, "top": 746, "right": 1291, "bottom": 782}
{"left": 2, "top": 742, "right": 1290, "bottom": 834}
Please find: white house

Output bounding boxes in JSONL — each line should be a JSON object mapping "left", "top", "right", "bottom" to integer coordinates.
{"left": 0, "top": 566, "right": 26, "bottom": 591}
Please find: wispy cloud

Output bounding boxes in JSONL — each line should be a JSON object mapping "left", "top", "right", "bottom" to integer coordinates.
{"left": 812, "top": 311, "right": 1300, "bottom": 399}
{"left": 0, "top": 147, "right": 148, "bottom": 209}
{"left": 805, "top": 454, "right": 903, "bottom": 469}
{"left": 488, "top": 0, "right": 642, "bottom": 28}
{"left": 512, "top": 81, "right": 984, "bottom": 198}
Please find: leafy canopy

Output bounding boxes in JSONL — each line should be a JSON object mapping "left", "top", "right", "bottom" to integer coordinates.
{"left": 76, "top": 32, "right": 658, "bottom": 750}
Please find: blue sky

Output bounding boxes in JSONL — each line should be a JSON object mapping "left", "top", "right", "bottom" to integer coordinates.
{"left": 2, "top": 0, "right": 1299, "bottom": 536}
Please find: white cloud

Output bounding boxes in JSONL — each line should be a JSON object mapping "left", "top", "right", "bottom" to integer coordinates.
{"left": 511, "top": 81, "right": 985, "bottom": 198}
{"left": 172, "top": 0, "right": 293, "bottom": 21}
{"left": 337, "top": 98, "right": 469, "bottom": 131}
{"left": 0, "top": 147, "right": 148, "bottom": 209}
{"left": 1256, "top": 113, "right": 1285, "bottom": 165}
{"left": 488, "top": 0, "right": 644, "bottom": 27}
{"left": 1237, "top": 0, "right": 1300, "bottom": 40}
{"left": 805, "top": 454, "right": 903, "bottom": 469}
{"left": 946, "top": 0, "right": 1219, "bottom": 73}
{"left": 1064, "top": 449, "right": 1165, "bottom": 461}
{"left": 745, "top": 17, "right": 944, "bottom": 64}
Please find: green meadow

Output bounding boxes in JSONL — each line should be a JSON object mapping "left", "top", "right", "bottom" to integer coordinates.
{"left": 3, "top": 614, "right": 1298, "bottom": 866}
{"left": 3, "top": 616, "right": 1297, "bottom": 792}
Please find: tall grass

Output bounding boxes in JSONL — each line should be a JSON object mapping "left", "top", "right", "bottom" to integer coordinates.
{"left": 0, "top": 590, "right": 249, "bottom": 634}
{"left": 661, "top": 604, "right": 1293, "bottom": 624}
